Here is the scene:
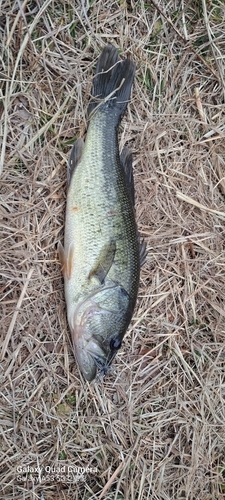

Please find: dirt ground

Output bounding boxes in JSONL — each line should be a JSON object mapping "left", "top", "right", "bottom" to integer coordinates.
{"left": 1, "top": 1, "right": 225, "bottom": 499}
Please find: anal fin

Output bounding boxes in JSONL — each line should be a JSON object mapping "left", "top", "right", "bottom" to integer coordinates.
{"left": 67, "top": 138, "right": 84, "bottom": 186}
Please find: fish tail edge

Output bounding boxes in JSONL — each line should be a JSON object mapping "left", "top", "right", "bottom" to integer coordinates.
{"left": 88, "top": 45, "right": 135, "bottom": 122}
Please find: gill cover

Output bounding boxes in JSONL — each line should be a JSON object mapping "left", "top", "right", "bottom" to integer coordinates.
{"left": 70, "top": 284, "right": 131, "bottom": 382}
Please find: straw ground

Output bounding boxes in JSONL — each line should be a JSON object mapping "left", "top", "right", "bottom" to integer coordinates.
{"left": 1, "top": 1, "right": 225, "bottom": 499}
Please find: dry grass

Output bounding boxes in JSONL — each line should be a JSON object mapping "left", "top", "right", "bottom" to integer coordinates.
{"left": 1, "top": 0, "right": 225, "bottom": 498}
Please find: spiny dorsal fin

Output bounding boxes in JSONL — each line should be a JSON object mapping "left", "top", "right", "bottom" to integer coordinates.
{"left": 138, "top": 235, "right": 147, "bottom": 267}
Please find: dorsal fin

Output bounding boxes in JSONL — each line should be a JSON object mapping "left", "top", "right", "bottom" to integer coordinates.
{"left": 120, "top": 146, "right": 134, "bottom": 206}
{"left": 138, "top": 235, "right": 147, "bottom": 267}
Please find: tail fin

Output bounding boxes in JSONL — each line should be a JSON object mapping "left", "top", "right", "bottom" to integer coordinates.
{"left": 88, "top": 45, "right": 135, "bottom": 121}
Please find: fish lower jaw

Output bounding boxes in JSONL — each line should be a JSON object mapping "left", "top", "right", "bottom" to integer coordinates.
{"left": 70, "top": 322, "right": 108, "bottom": 381}
{"left": 75, "top": 345, "right": 107, "bottom": 382}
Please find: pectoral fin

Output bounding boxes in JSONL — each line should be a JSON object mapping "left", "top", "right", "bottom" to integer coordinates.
{"left": 67, "top": 138, "right": 84, "bottom": 186}
{"left": 58, "top": 241, "right": 74, "bottom": 279}
{"left": 88, "top": 239, "right": 116, "bottom": 284}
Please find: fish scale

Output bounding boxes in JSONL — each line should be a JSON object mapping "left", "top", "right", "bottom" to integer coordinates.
{"left": 65, "top": 112, "right": 138, "bottom": 303}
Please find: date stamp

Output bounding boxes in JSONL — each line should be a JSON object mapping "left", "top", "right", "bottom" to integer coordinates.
{"left": 15, "top": 464, "right": 98, "bottom": 484}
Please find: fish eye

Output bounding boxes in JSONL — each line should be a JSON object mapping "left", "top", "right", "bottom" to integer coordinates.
{"left": 110, "top": 337, "right": 122, "bottom": 351}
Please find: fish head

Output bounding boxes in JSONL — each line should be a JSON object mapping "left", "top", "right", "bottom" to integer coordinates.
{"left": 69, "top": 284, "right": 132, "bottom": 381}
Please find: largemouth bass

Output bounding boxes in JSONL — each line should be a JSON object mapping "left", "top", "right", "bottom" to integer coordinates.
{"left": 59, "top": 45, "right": 145, "bottom": 381}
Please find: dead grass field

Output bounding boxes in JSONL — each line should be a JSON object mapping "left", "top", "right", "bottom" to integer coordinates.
{"left": 1, "top": 0, "right": 225, "bottom": 499}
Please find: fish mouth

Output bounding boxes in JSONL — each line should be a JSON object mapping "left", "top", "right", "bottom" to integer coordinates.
{"left": 72, "top": 329, "right": 110, "bottom": 382}
{"left": 84, "top": 337, "right": 115, "bottom": 380}
{"left": 69, "top": 285, "right": 129, "bottom": 381}
{"left": 87, "top": 345, "right": 114, "bottom": 376}
{"left": 83, "top": 333, "right": 123, "bottom": 380}
{"left": 72, "top": 329, "right": 117, "bottom": 381}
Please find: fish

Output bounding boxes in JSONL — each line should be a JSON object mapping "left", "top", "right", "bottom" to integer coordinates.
{"left": 58, "top": 45, "right": 145, "bottom": 381}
